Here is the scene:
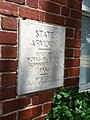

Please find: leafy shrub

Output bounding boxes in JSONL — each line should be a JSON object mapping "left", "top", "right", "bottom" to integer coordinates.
{"left": 46, "top": 87, "right": 90, "bottom": 120}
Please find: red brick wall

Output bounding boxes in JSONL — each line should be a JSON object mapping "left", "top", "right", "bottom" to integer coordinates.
{"left": 0, "top": 0, "right": 82, "bottom": 120}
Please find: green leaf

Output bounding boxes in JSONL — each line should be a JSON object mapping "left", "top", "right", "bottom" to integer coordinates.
{"left": 69, "top": 101, "right": 73, "bottom": 108}
{"left": 86, "top": 108, "right": 90, "bottom": 115}
{"left": 57, "top": 94, "right": 62, "bottom": 100}
{"left": 84, "top": 115, "right": 90, "bottom": 120}
{"left": 69, "top": 96, "right": 72, "bottom": 100}
{"left": 62, "top": 92, "right": 69, "bottom": 98}
{"left": 83, "top": 102, "right": 87, "bottom": 108}
{"left": 81, "top": 113, "right": 86, "bottom": 118}
{"left": 70, "top": 117, "right": 74, "bottom": 120}
{"left": 62, "top": 106, "right": 68, "bottom": 111}
{"left": 75, "top": 107, "right": 82, "bottom": 114}
{"left": 70, "top": 118, "right": 74, "bottom": 120}
{"left": 65, "top": 111, "right": 72, "bottom": 118}
{"left": 74, "top": 99, "right": 80, "bottom": 106}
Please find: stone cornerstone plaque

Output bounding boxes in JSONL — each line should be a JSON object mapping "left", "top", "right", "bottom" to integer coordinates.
{"left": 18, "top": 20, "right": 65, "bottom": 95}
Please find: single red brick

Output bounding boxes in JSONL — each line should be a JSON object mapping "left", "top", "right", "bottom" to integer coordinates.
{"left": 66, "top": 28, "right": 74, "bottom": 38}
{"left": 71, "top": 9, "right": 82, "bottom": 20}
{"left": 67, "top": 0, "right": 82, "bottom": 10}
{"left": 65, "top": 58, "right": 80, "bottom": 67}
{"left": 0, "top": 1, "right": 17, "bottom": 11}
{"left": 32, "top": 106, "right": 42, "bottom": 118}
{"left": 27, "top": 0, "right": 38, "bottom": 8}
{"left": 66, "top": 18, "right": 81, "bottom": 29}
{"left": 39, "top": 92, "right": 54, "bottom": 103}
{"left": 72, "top": 39, "right": 81, "bottom": 48}
{"left": 65, "top": 49, "right": 73, "bottom": 57}
{"left": 74, "top": 49, "right": 80, "bottom": 58}
{"left": 18, "top": 106, "right": 42, "bottom": 120}
{"left": 61, "top": 6, "right": 69, "bottom": 16}
{"left": 20, "top": 7, "right": 45, "bottom": 21}
{"left": 0, "top": 87, "right": 16, "bottom": 100}
{"left": 0, "top": 31, "right": 17, "bottom": 45}
{"left": 2, "top": 17, "right": 17, "bottom": 30}
{"left": 74, "top": 29, "right": 81, "bottom": 39}
{"left": 39, "top": 0, "right": 60, "bottom": 14}
{"left": 32, "top": 95, "right": 39, "bottom": 105}
{"left": 18, "top": 108, "right": 32, "bottom": 120}
{"left": 3, "top": 97, "right": 30, "bottom": 114}
{"left": 0, "top": 60, "right": 17, "bottom": 72}
{"left": 68, "top": 68, "right": 80, "bottom": 77}
{"left": 43, "top": 102, "right": 52, "bottom": 114}
{"left": 0, "top": 1, "right": 17, "bottom": 16}
{"left": 45, "top": 13, "right": 65, "bottom": 25}
{"left": 1, "top": 73, "right": 17, "bottom": 87}
{"left": 64, "top": 69, "right": 69, "bottom": 77}
{"left": 0, "top": 113, "right": 16, "bottom": 120}
{"left": 19, "top": 6, "right": 38, "bottom": 20}
{"left": 37, "top": 11, "right": 45, "bottom": 22}
{"left": 32, "top": 91, "right": 54, "bottom": 105}
{"left": 64, "top": 77, "right": 79, "bottom": 87}
{"left": 65, "top": 39, "right": 81, "bottom": 48}
{"left": 6, "top": 0, "right": 25, "bottom": 4}
{"left": 2, "top": 46, "right": 17, "bottom": 58}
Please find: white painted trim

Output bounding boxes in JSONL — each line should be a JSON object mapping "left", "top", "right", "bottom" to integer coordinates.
{"left": 79, "top": 82, "right": 90, "bottom": 91}
{"left": 82, "top": 4, "right": 90, "bottom": 13}
{"left": 79, "top": 3, "right": 90, "bottom": 92}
